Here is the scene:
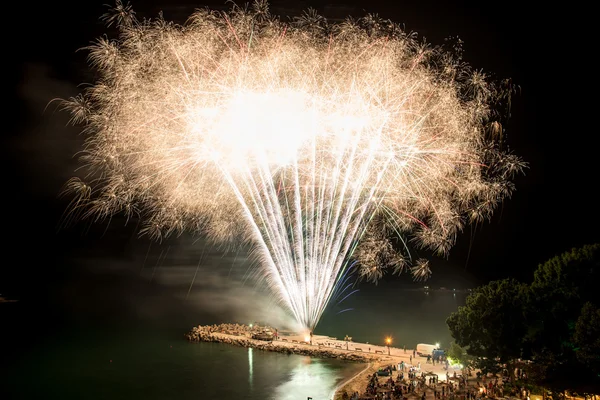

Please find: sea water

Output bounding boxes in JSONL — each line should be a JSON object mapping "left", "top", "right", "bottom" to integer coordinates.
{"left": 2, "top": 316, "right": 364, "bottom": 400}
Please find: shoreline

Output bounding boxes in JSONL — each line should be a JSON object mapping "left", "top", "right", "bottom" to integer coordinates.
{"left": 186, "top": 323, "right": 381, "bottom": 399}
{"left": 186, "top": 323, "right": 472, "bottom": 399}
{"left": 330, "top": 361, "right": 373, "bottom": 399}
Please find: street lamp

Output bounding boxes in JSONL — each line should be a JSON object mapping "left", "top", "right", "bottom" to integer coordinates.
{"left": 385, "top": 337, "right": 392, "bottom": 355}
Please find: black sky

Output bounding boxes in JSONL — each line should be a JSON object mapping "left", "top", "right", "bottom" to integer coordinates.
{"left": 3, "top": 0, "right": 598, "bottom": 303}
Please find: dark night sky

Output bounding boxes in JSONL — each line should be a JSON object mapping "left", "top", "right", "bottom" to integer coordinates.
{"left": 2, "top": 0, "right": 598, "bottom": 304}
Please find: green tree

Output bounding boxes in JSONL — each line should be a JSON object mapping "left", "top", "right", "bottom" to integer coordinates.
{"left": 573, "top": 302, "right": 600, "bottom": 378}
{"left": 447, "top": 244, "right": 600, "bottom": 394}
{"left": 447, "top": 342, "right": 475, "bottom": 375}
{"left": 527, "top": 244, "right": 600, "bottom": 355}
{"left": 447, "top": 278, "right": 528, "bottom": 380}
{"left": 525, "top": 244, "right": 600, "bottom": 393}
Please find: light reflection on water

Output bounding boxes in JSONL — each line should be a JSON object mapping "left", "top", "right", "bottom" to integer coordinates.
{"left": 249, "top": 347, "right": 253, "bottom": 388}
{"left": 273, "top": 356, "right": 345, "bottom": 400}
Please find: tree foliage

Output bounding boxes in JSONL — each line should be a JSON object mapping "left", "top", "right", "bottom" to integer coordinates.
{"left": 447, "top": 342, "right": 476, "bottom": 373}
{"left": 447, "top": 244, "right": 600, "bottom": 393}
{"left": 525, "top": 244, "right": 600, "bottom": 392}
{"left": 447, "top": 278, "right": 528, "bottom": 361}
{"left": 573, "top": 302, "right": 600, "bottom": 377}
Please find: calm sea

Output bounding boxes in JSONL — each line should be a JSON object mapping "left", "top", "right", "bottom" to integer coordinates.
{"left": 1, "top": 311, "right": 364, "bottom": 400}
{"left": 1, "top": 287, "right": 465, "bottom": 400}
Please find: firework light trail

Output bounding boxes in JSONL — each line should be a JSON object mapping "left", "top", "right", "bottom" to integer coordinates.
{"left": 60, "top": 0, "right": 525, "bottom": 331}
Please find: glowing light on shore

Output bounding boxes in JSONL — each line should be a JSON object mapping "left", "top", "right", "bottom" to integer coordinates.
{"left": 60, "top": 1, "right": 524, "bottom": 332}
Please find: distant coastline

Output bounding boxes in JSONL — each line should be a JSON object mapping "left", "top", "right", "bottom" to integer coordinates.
{"left": 420, "top": 286, "right": 472, "bottom": 294}
{"left": 0, "top": 296, "right": 18, "bottom": 303}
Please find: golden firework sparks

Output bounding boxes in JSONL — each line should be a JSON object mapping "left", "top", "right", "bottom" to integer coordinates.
{"left": 61, "top": 1, "right": 525, "bottom": 330}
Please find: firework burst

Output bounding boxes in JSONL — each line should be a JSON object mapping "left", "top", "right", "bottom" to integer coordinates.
{"left": 60, "top": 0, "right": 525, "bottom": 330}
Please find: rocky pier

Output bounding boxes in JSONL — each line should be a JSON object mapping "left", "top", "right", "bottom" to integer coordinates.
{"left": 185, "top": 323, "right": 373, "bottom": 363}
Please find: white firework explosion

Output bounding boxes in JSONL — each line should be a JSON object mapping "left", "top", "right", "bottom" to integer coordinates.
{"left": 59, "top": 0, "right": 525, "bottom": 330}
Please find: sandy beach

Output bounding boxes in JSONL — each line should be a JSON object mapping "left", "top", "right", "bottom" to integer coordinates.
{"left": 304, "top": 334, "right": 462, "bottom": 399}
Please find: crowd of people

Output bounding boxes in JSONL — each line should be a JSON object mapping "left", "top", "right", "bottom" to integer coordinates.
{"left": 339, "top": 365, "right": 532, "bottom": 400}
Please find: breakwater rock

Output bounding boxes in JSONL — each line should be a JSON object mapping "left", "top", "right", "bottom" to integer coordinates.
{"left": 186, "top": 323, "right": 371, "bottom": 363}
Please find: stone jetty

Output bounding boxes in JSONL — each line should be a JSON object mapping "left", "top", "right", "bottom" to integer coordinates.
{"left": 185, "top": 323, "right": 373, "bottom": 363}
